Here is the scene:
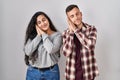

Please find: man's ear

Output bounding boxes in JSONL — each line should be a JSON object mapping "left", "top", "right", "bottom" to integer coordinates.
{"left": 66, "top": 13, "right": 69, "bottom": 19}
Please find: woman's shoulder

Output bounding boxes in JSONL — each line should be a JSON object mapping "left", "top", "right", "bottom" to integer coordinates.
{"left": 51, "top": 31, "right": 62, "bottom": 37}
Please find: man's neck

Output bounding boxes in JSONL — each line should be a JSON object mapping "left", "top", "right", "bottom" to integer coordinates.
{"left": 78, "top": 22, "right": 83, "bottom": 30}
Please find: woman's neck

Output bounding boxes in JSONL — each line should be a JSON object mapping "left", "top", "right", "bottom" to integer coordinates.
{"left": 46, "top": 29, "right": 55, "bottom": 35}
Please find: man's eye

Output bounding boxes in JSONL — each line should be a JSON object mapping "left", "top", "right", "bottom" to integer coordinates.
{"left": 70, "top": 15, "right": 74, "bottom": 18}
{"left": 76, "top": 12, "right": 80, "bottom": 16}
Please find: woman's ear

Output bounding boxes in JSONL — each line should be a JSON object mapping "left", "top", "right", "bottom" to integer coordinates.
{"left": 80, "top": 11, "right": 82, "bottom": 16}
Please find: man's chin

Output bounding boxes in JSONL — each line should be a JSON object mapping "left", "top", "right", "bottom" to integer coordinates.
{"left": 75, "top": 23, "right": 80, "bottom": 26}
{"left": 77, "top": 22, "right": 82, "bottom": 26}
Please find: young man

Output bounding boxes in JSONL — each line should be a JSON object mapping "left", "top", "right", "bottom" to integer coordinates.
{"left": 62, "top": 4, "right": 99, "bottom": 80}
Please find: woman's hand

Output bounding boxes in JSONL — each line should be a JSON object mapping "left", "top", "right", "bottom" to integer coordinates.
{"left": 36, "top": 25, "right": 45, "bottom": 36}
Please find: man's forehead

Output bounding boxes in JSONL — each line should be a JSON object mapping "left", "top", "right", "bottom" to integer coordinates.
{"left": 67, "top": 8, "right": 80, "bottom": 15}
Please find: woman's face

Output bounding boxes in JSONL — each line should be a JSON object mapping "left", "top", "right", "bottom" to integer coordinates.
{"left": 36, "top": 14, "right": 50, "bottom": 31}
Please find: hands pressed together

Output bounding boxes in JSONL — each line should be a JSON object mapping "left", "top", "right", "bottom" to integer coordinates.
{"left": 67, "top": 18, "right": 77, "bottom": 33}
{"left": 36, "top": 25, "right": 45, "bottom": 36}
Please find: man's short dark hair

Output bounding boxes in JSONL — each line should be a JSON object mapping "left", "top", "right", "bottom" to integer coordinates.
{"left": 65, "top": 4, "right": 79, "bottom": 13}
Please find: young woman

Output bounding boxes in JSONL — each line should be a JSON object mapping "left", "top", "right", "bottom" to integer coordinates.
{"left": 23, "top": 11, "right": 62, "bottom": 80}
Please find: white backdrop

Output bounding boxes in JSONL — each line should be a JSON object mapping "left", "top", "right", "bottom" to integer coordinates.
{"left": 0, "top": 0, "right": 120, "bottom": 80}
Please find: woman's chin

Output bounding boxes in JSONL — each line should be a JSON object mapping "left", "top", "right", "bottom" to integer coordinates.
{"left": 38, "top": 27, "right": 46, "bottom": 31}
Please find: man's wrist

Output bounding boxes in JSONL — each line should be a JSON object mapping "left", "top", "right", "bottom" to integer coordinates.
{"left": 73, "top": 27, "right": 78, "bottom": 32}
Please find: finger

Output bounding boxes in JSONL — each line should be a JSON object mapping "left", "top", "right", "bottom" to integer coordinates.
{"left": 35, "top": 25, "right": 38, "bottom": 30}
{"left": 35, "top": 25, "right": 40, "bottom": 34}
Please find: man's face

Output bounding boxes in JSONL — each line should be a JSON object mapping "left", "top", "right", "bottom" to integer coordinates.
{"left": 67, "top": 7, "right": 82, "bottom": 26}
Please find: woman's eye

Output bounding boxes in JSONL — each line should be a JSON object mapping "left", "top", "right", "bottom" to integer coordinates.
{"left": 42, "top": 18, "right": 46, "bottom": 22}
{"left": 37, "top": 21, "right": 41, "bottom": 24}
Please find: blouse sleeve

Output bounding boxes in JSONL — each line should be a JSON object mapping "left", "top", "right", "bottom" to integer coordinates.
{"left": 41, "top": 32, "right": 62, "bottom": 54}
{"left": 23, "top": 35, "right": 42, "bottom": 56}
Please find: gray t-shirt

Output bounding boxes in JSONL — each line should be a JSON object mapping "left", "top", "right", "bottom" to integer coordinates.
{"left": 24, "top": 32, "right": 62, "bottom": 68}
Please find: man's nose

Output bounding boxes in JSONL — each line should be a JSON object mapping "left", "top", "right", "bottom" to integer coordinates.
{"left": 74, "top": 15, "right": 78, "bottom": 20}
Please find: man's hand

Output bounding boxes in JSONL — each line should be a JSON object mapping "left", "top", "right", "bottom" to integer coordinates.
{"left": 67, "top": 17, "right": 77, "bottom": 32}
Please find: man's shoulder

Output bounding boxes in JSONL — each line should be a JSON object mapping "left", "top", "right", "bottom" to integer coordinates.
{"left": 84, "top": 23, "right": 95, "bottom": 28}
{"left": 63, "top": 28, "right": 69, "bottom": 32}
{"left": 83, "top": 22, "right": 97, "bottom": 30}
{"left": 62, "top": 28, "right": 69, "bottom": 34}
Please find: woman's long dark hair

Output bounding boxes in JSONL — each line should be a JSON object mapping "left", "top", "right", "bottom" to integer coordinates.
{"left": 24, "top": 11, "right": 57, "bottom": 65}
